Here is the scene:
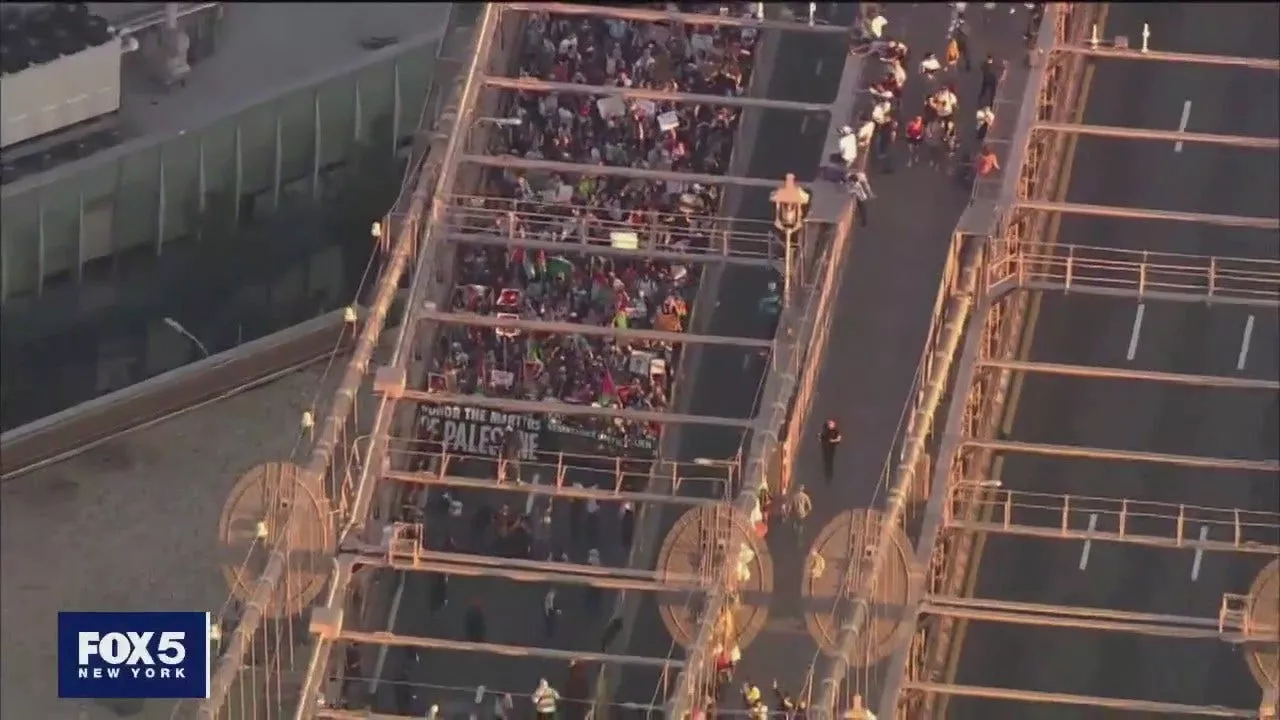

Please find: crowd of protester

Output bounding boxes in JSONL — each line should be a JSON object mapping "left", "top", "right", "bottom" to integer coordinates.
{"left": 357, "top": 7, "right": 766, "bottom": 718}
{"left": 421, "top": 3, "right": 759, "bottom": 455}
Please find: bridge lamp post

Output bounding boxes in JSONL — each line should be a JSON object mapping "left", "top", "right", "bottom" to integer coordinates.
{"left": 770, "top": 173, "right": 810, "bottom": 307}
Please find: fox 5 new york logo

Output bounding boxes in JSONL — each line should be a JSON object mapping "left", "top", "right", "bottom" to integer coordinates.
{"left": 58, "top": 612, "right": 210, "bottom": 699}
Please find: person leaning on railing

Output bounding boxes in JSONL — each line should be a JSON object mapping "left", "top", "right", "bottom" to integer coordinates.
{"left": 976, "top": 144, "right": 1001, "bottom": 177}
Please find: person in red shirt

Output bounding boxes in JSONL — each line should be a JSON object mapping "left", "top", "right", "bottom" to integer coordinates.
{"left": 904, "top": 115, "right": 926, "bottom": 170}
{"left": 977, "top": 145, "right": 1001, "bottom": 176}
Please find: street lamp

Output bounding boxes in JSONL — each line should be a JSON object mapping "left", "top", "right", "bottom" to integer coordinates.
{"left": 162, "top": 316, "right": 210, "bottom": 358}
{"left": 770, "top": 173, "right": 810, "bottom": 306}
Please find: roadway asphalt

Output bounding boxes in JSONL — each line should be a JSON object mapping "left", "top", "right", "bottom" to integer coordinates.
{"left": 951, "top": 3, "right": 1280, "bottom": 717}
{"left": 608, "top": 1, "right": 1037, "bottom": 709}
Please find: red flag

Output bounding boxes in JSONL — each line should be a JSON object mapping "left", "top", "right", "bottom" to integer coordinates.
{"left": 600, "top": 372, "right": 618, "bottom": 405}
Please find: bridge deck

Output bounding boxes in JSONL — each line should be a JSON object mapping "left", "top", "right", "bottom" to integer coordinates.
{"left": 918, "top": 4, "right": 1280, "bottom": 719}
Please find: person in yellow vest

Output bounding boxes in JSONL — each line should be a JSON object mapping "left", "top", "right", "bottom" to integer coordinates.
{"left": 673, "top": 295, "right": 688, "bottom": 321}
{"left": 742, "top": 681, "right": 762, "bottom": 707}
{"left": 532, "top": 678, "right": 560, "bottom": 718}
{"left": 656, "top": 297, "right": 683, "bottom": 333}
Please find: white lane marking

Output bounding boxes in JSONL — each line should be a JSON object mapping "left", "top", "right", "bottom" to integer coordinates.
{"left": 1079, "top": 513, "right": 1098, "bottom": 570}
{"left": 815, "top": 58, "right": 824, "bottom": 76}
{"left": 1126, "top": 303, "right": 1146, "bottom": 361}
{"left": 369, "top": 574, "right": 406, "bottom": 694}
{"left": 370, "top": 478, "right": 432, "bottom": 694}
{"left": 1238, "top": 314, "right": 1255, "bottom": 370}
{"left": 1174, "top": 100, "right": 1192, "bottom": 152}
{"left": 1191, "top": 525, "right": 1209, "bottom": 581}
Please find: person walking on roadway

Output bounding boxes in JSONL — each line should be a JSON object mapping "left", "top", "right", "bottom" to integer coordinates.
{"left": 975, "top": 106, "right": 995, "bottom": 144}
{"left": 532, "top": 678, "right": 560, "bottom": 719}
{"left": 978, "top": 54, "right": 1007, "bottom": 108}
{"left": 847, "top": 172, "right": 874, "bottom": 228}
{"left": 820, "top": 418, "right": 843, "bottom": 483}
{"left": 789, "top": 484, "right": 813, "bottom": 543}
{"left": 543, "top": 588, "right": 562, "bottom": 639}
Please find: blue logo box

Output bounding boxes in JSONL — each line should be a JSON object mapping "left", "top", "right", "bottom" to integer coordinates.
{"left": 58, "top": 611, "right": 210, "bottom": 699}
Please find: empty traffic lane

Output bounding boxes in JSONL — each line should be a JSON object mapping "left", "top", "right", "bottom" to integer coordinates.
{"left": 951, "top": 4, "right": 1279, "bottom": 716}
{"left": 951, "top": 294, "right": 1279, "bottom": 716}
{"left": 1053, "top": 2, "right": 1279, "bottom": 260}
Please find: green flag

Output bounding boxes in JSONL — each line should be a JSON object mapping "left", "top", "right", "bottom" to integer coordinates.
{"left": 547, "top": 255, "right": 574, "bottom": 282}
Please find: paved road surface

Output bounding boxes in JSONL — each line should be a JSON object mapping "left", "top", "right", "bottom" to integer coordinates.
{"left": 0, "top": 365, "right": 342, "bottom": 720}
{"left": 952, "top": 3, "right": 1280, "bottom": 717}
{"left": 612, "top": 1, "right": 1037, "bottom": 708}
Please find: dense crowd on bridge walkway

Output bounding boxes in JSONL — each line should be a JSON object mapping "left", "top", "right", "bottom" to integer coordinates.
{"left": 421, "top": 2, "right": 760, "bottom": 455}
{"left": 352, "top": 5, "right": 765, "bottom": 718}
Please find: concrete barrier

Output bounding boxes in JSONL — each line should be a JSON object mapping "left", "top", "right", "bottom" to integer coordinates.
{"left": 0, "top": 305, "right": 380, "bottom": 481}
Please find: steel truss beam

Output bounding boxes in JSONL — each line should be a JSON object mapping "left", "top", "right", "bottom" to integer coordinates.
{"left": 944, "top": 487, "right": 1280, "bottom": 555}
{"left": 1013, "top": 200, "right": 1280, "bottom": 230}
{"left": 440, "top": 230, "right": 777, "bottom": 268}
{"left": 459, "top": 154, "right": 784, "bottom": 189}
{"left": 977, "top": 358, "right": 1280, "bottom": 391}
{"left": 347, "top": 543, "right": 709, "bottom": 595}
{"left": 1051, "top": 44, "right": 1280, "bottom": 71}
{"left": 337, "top": 629, "right": 679, "bottom": 668}
{"left": 1033, "top": 121, "right": 1280, "bottom": 150}
{"left": 944, "top": 516, "right": 1280, "bottom": 556}
{"left": 902, "top": 681, "right": 1260, "bottom": 718}
{"left": 481, "top": 76, "right": 832, "bottom": 113}
{"left": 359, "top": 530, "right": 830, "bottom": 615}
{"left": 962, "top": 438, "right": 1280, "bottom": 473}
{"left": 501, "top": 2, "right": 850, "bottom": 34}
{"left": 383, "top": 468, "right": 725, "bottom": 507}
{"left": 415, "top": 308, "right": 773, "bottom": 348}
{"left": 400, "top": 389, "right": 755, "bottom": 428}
{"left": 921, "top": 595, "right": 1274, "bottom": 643}
{"left": 318, "top": 712, "right": 437, "bottom": 720}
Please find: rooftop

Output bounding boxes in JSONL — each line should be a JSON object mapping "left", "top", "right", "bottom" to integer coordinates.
{"left": 0, "top": 364, "right": 346, "bottom": 720}
{"left": 116, "top": 3, "right": 449, "bottom": 141}
{"left": 1, "top": 3, "right": 451, "bottom": 187}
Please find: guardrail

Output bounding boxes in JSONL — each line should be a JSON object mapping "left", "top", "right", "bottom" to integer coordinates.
{"left": 0, "top": 306, "right": 370, "bottom": 481}
{"left": 441, "top": 193, "right": 784, "bottom": 261}
{"left": 987, "top": 240, "right": 1280, "bottom": 306}
{"left": 946, "top": 486, "right": 1280, "bottom": 554}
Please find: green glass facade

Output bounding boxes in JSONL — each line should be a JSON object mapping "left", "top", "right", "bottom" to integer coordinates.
{"left": 0, "top": 26, "right": 460, "bottom": 430}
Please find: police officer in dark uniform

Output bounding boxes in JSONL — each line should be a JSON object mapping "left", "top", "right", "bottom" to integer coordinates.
{"left": 819, "top": 418, "right": 842, "bottom": 483}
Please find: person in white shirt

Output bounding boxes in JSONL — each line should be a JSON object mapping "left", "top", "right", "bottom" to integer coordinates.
{"left": 836, "top": 125, "right": 859, "bottom": 169}
{"left": 870, "top": 101, "right": 892, "bottom": 126}
{"left": 918, "top": 52, "right": 942, "bottom": 80}
{"left": 932, "top": 87, "right": 957, "bottom": 118}
{"left": 847, "top": 172, "right": 874, "bottom": 228}
{"left": 855, "top": 118, "right": 876, "bottom": 149}
{"left": 975, "top": 106, "right": 995, "bottom": 142}
{"left": 866, "top": 11, "right": 888, "bottom": 39}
